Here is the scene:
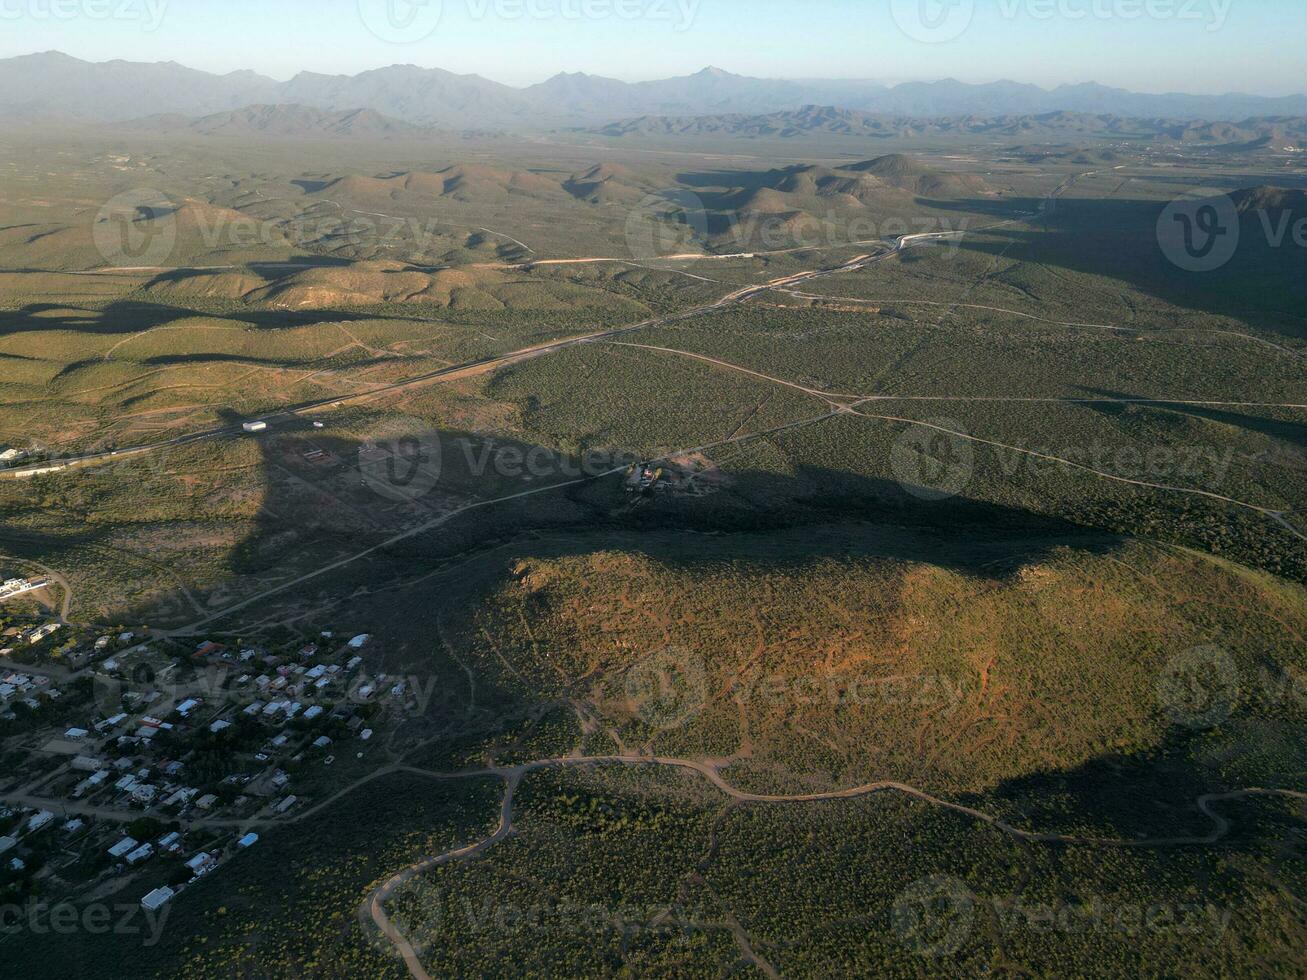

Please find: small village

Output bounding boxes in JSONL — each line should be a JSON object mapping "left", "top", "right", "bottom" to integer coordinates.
{"left": 0, "top": 585, "right": 419, "bottom": 922}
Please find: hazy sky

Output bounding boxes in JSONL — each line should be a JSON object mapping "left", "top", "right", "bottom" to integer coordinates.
{"left": 1, "top": 0, "right": 1301, "bottom": 94}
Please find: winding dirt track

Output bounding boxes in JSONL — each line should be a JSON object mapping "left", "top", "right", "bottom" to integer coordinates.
{"left": 363, "top": 754, "right": 1307, "bottom": 978}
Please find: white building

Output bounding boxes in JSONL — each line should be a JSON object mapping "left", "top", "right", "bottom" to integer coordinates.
{"left": 28, "top": 624, "right": 62, "bottom": 644}
{"left": 74, "top": 770, "right": 109, "bottom": 797}
{"left": 107, "top": 836, "right": 138, "bottom": 859}
{"left": 163, "top": 787, "right": 198, "bottom": 808}
{"left": 141, "top": 886, "right": 175, "bottom": 912}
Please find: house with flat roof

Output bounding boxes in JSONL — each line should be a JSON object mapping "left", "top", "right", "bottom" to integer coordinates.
{"left": 157, "top": 831, "right": 183, "bottom": 853}
{"left": 141, "top": 886, "right": 175, "bottom": 912}
{"left": 186, "top": 852, "right": 217, "bottom": 878}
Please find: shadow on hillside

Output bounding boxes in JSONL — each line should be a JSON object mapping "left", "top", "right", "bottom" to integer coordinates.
{"left": 979, "top": 724, "right": 1305, "bottom": 845}
{"left": 1078, "top": 387, "right": 1307, "bottom": 449}
{"left": 936, "top": 193, "right": 1307, "bottom": 340}
{"left": 103, "top": 420, "right": 1121, "bottom": 639}
{"left": 75, "top": 419, "right": 1120, "bottom": 723}
{"left": 290, "top": 179, "right": 332, "bottom": 194}
{"left": 245, "top": 256, "right": 356, "bottom": 275}
{"left": 138, "top": 351, "right": 399, "bottom": 370}
{"left": 0, "top": 299, "right": 382, "bottom": 338}
{"left": 676, "top": 165, "right": 833, "bottom": 192}
{"left": 29, "top": 419, "right": 1306, "bottom": 853}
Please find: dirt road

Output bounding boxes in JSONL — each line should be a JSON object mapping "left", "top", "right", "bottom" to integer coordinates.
{"left": 360, "top": 752, "right": 1307, "bottom": 978}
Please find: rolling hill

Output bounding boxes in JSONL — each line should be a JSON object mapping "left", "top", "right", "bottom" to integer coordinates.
{"left": 445, "top": 525, "right": 1307, "bottom": 795}
{"left": 315, "top": 165, "right": 568, "bottom": 206}
{"left": 136, "top": 260, "right": 652, "bottom": 312}
{"left": 562, "top": 163, "right": 659, "bottom": 204}
{"left": 725, "top": 155, "right": 991, "bottom": 219}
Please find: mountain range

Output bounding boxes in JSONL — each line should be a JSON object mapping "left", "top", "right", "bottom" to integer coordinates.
{"left": 128, "top": 104, "right": 449, "bottom": 139}
{"left": 5, "top": 52, "right": 1307, "bottom": 130}
{"left": 593, "top": 106, "right": 1307, "bottom": 150}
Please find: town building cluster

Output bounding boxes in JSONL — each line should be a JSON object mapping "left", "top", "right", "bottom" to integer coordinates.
{"left": 0, "top": 612, "right": 415, "bottom": 917}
